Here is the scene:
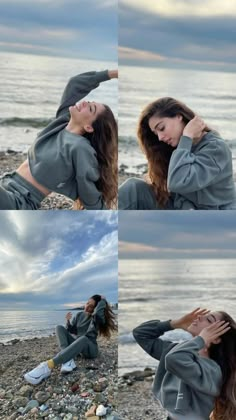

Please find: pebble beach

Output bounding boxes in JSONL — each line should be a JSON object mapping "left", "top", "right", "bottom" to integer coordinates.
{"left": 118, "top": 369, "right": 167, "bottom": 420}
{"left": 0, "top": 333, "right": 118, "bottom": 420}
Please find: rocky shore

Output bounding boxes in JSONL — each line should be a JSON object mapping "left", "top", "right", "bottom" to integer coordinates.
{"left": 118, "top": 369, "right": 167, "bottom": 420}
{"left": 0, "top": 333, "right": 118, "bottom": 420}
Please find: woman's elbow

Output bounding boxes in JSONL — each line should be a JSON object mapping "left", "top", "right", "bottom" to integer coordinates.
{"left": 165, "top": 352, "right": 177, "bottom": 373}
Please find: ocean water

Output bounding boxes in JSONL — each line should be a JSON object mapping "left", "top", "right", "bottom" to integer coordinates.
{"left": 0, "top": 308, "right": 118, "bottom": 344}
{"left": 0, "top": 52, "right": 117, "bottom": 152}
{"left": 0, "top": 310, "right": 69, "bottom": 343}
{"left": 119, "top": 259, "right": 236, "bottom": 375}
{"left": 119, "top": 65, "right": 236, "bottom": 173}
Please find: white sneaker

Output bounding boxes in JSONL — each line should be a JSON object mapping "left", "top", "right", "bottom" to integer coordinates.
{"left": 24, "top": 361, "right": 51, "bottom": 385}
{"left": 60, "top": 359, "right": 77, "bottom": 373}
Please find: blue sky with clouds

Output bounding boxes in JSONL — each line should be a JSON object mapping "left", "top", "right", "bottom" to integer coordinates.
{"left": 119, "top": 212, "right": 236, "bottom": 259}
{"left": 0, "top": 0, "right": 117, "bottom": 60}
{"left": 120, "top": 0, "right": 236, "bottom": 71}
{"left": 0, "top": 211, "right": 118, "bottom": 310}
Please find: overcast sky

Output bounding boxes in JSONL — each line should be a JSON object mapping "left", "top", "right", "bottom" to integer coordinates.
{"left": 119, "top": 212, "right": 236, "bottom": 259}
{"left": 0, "top": 211, "right": 118, "bottom": 310}
{"left": 0, "top": 0, "right": 117, "bottom": 60}
{"left": 120, "top": 0, "right": 236, "bottom": 71}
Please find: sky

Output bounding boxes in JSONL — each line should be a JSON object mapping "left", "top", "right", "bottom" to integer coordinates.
{"left": 0, "top": 0, "right": 117, "bottom": 60}
{"left": 119, "top": 0, "right": 236, "bottom": 71}
{"left": 0, "top": 211, "right": 118, "bottom": 310}
{"left": 119, "top": 211, "right": 236, "bottom": 259}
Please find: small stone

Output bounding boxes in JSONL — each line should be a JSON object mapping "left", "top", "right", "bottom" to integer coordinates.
{"left": 85, "top": 405, "right": 97, "bottom": 417}
{"left": 12, "top": 397, "right": 28, "bottom": 408}
{"left": 80, "top": 392, "right": 90, "bottom": 397}
{"left": 31, "top": 407, "right": 39, "bottom": 414}
{"left": 0, "top": 388, "right": 6, "bottom": 398}
{"left": 22, "top": 400, "right": 39, "bottom": 414}
{"left": 96, "top": 404, "right": 107, "bottom": 416}
{"left": 94, "top": 393, "right": 105, "bottom": 404}
{"left": 63, "top": 414, "right": 73, "bottom": 420}
{"left": 86, "top": 417, "right": 99, "bottom": 420}
{"left": 71, "top": 383, "right": 79, "bottom": 393}
{"left": 17, "top": 384, "right": 33, "bottom": 397}
{"left": 35, "top": 391, "right": 51, "bottom": 404}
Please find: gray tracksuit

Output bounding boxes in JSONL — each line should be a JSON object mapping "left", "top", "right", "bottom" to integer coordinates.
{"left": 0, "top": 71, "right": 109, "bottom": 210}
{"left": 133, "top": 320, "right": 222, "bottom": 420}
{"left": 118, "top": 131, "right": 236, "bottom": 210}
{"left": 53, "top": 299, "right": 106, "bottom": 365}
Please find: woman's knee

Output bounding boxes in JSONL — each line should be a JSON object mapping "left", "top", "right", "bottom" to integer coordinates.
{"left": 55, "top": 325, "right": 66, "bottom": 334}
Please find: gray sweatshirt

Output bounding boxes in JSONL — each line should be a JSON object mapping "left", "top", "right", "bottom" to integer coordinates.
{"left": 66, "top": 299, "right": 107, "bottom": 342}
{"left": 168, "top": 132, "right": 236, "bottom": 210}
{"left": 28, "top": 71, "right": 110, "bottom": 209}
{"left": 133, "top": 320, "right": 222, "bottom": 420}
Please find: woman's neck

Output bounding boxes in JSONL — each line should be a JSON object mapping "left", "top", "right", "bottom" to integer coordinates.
{"left": 66, "top": 120, "right": 84, "bottom": 135}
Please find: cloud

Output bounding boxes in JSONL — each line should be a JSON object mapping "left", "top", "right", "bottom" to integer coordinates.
{"left": 119, "top": 212, "right": 236, "bottom": 259}
{"left": 0, "top": 211, "right": 118, "bottom": 308}
{"left": 0, "top": 0, "right": 117, "bottom": 59}
{"left": 119, "top": 1, "right": 236, "bottom": 70}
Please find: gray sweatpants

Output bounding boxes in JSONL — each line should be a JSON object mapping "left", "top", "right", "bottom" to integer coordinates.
{"left": 0, "top": 172, "right": 45, "bottom": 209}
{"left": 53, "top": 325, "right": 98, "bottom": 366}
{"left": 118, "top": 177, "right": 174, "bottom": 210}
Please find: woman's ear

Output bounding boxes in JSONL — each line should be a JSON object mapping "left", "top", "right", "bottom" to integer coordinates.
{"left": 176, "top": 114, "right": 183, "bottom": 122}
{"left": 84, "top": 124, "right": 94, "bottom": 133}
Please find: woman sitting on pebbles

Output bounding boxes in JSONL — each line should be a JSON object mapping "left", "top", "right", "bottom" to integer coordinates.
{"left": 24, "top": 295, "right": 117, "bottom": 385}
{"left": 119, "top": 97, "right": 236, "bottom": 210}
{"left": 0, "top": 70, "right": 118, "bottom": 210}
{"left": 133, "top": 308, "right": 236, "bottom": 420}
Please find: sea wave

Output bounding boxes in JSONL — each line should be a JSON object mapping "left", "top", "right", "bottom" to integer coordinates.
{"left": 0, "top": 117, "right": 52, "bottom": 128}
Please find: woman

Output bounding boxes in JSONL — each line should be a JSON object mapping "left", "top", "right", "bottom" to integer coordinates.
{"left": 0, "top": 70, "right": 118, "bottom": 210}
{"left": 24, "top": 295, "right": 117, "bottom": 384}
{"left": 119, "top": 97, "right": 236, "bottom": 210}
{"left": 133, "top": 308, "right": 236, "bottom": 420}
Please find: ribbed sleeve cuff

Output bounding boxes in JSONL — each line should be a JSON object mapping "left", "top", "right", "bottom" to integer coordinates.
{"left": 177, "top": 135, "right": 193, "bottom": 151}
{"left": 95, "top": 70, "right": 109, "bottom": 83}
{"left": 192, "top": 335, "right": 206, "bottom": 349}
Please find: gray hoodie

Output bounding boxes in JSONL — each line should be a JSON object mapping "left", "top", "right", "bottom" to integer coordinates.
{"left": 167, "top": 132, "right": 236, "bottom": 210}
{"left": 28, "top": 71, "right": 110, "bottom": 209}
{"left": 133, "top": 320, "right": 222, "bottom": 420}
{"left": 66, "top": 299, "right": 107, "bottom": 342}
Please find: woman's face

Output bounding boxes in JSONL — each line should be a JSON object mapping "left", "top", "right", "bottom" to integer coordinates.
{"left": 84, "top": 298, "right": 96, "bottom": 314}
{"left": 148, "top": 114, "right": 185, "bottom": 148}
{"left": 69, "top": 101, "right": 105, "bottom": 132}
{"left": 188, "top": 311, "right": 223, "bottom": 336}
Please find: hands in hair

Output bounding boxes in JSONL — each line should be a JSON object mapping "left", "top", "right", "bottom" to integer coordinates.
{"left": 108, "top": 70, "right": 118, "bottom": 79}
{"left": 170, "top": 308, "right": 210, "bottom": 331}
{"left": 199, "top": 320, "right": 231, "bottom": 348}
{"left": 183, "top": 116, "right": 206, "bottom": 144}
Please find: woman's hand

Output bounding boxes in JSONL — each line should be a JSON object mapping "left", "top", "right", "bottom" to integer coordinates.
{"left": 183, "top": 116, "right": 206, "bottom": 143}
{"left": 170, "top": 308, "right": 210, "bottom": 331}
{"left": 66, "top": 312, "right": 72, "bottom": 322}
{"left": 199, "top": 320, "right": 231, "bottom": 348}
{"left": 108, "top": 69, "right": 118, "bottom": 79}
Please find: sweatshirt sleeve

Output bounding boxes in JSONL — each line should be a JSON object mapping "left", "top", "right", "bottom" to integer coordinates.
{"left": 167, "top": 135, "right": 230, "bottom": 194}
{"left": 66, "top": 313, "right": 78, "bottom": 334}
{"left": 165, "top": 336, "right": 222, "bottom": 395}
{"left": 93, "top": 299, "right": 107, "bottom": 326}
{"left": 56, "top": 70, "right": 110, "bottom": 117}
{"left": 73, "top": 142, "right": 107, "bottom": 210}
{"left": 133, "top": 320, "right": 174, "bottom": 361}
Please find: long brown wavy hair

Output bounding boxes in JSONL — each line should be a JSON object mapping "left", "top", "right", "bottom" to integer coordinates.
{"left": 137, "top": 97, "right": 210, "bottom": 207}
{"left": 91, "top": 294, "right": 117, "bottom": 339}
{"left": 210, "top": 312, "right": 236, "bottom": 420}
{"left": 74, "top": 105, "right": 118, "bottom": 209}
